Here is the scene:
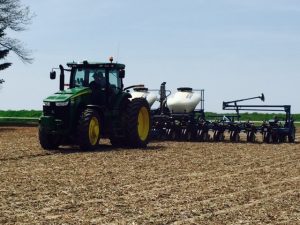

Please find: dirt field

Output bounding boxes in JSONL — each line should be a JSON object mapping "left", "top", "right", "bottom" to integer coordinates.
{"left": 0, "top": 127, "right": 299, "bottom": 225}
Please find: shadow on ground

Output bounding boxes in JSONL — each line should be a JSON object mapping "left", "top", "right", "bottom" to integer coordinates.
{"left": 0, "top": 127, "right": 17, "bottom": 132}
{"left": 52, "top": 144, "right": 166, "bottom": 154}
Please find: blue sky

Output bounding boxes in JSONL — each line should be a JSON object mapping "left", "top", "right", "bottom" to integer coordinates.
{"left": 1, "top": 0, "right": 300, "bottom": 113}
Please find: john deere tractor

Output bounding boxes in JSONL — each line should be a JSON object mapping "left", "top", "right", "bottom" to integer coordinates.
{"left": 39, "top": 58, "right": 151, "bottom": 150}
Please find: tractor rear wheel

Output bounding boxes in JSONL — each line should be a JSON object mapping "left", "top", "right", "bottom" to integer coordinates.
{"left": 77, "top": 109, "right": 101, "bottom": 150}
{"left": 109, "top": 99, "right": 130, "bottom": 147}
{"left": 125, "top": 98, "right": 151, "bottom": 148}
{"left": 38, "top": 127, "right": 60, "bottom": 150}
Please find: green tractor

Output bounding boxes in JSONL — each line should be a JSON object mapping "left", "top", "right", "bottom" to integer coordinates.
{"left": 39, "top": 58, "right": 151, "bottom": 150}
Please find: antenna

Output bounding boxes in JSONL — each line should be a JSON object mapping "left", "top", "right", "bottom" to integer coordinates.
{"left": 116, "top": 43, "right": 120, "bottom": 63}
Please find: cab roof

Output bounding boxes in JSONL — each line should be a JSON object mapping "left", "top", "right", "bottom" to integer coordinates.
{"left": 67, "top": 60, "right": 125, "bottom": 69}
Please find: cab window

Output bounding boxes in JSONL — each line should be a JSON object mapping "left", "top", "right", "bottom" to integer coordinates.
{"left": 72, "top": 68, "right": 105, "bottom": 87}
{"left": 108, "top": 70, "right": 120, "bottom": 89}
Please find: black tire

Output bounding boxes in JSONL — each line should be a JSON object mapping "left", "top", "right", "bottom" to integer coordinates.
{"left": 165, "top": 129, "right": 172, "bottom": 140}
{"left": 229, "top": 131, "right": 234, "bottom": 142}
{"left": 38, "top": 127, "right": 60, "bottom": 150}
{"left": 196, "top": 129, "right": 202, "bottom": 141}
{"left": 125, "top": 98, "right": 151, "bottom": 148}
{"left": 231, "top": 132, "right": 240, "bottom": 142}
{"left": 278, "top": 135, "right": 287, "bottom": 143}
{"left": 202, "top": 131, "right": 210, "bottom": 142}
{"left": 288, "top": 126, "right": 296, "bottom": 143}
{"left": 264, "top": 132, "right": 273, "bottom": 143}
{"left": 157, "top": 129, "right": 168, "bottom": 141}
{"left": 214, "top": 131, "right": 224, "bottom": 142}
{"left": 77, "top": 109, "right": 101, "bottom": 150}
{"left": 156, "top": 131, "right": 164, "bottom": 140}
{"left": 213, "top": 132, "right": 218, "bottom": 141}
{"left": 220, "top": 133, "right": 225, "bottom": 141}
{"left": 181, "top": 129, "right": 191, "bottom": 141}
{"left": 109, "top": 99, "right": 130, "bottom": 147}
{"left": 168, "top": 129, "right": 178, "bottom": 141}
{"left": 272, "top": 134, "right": 279, "bottom": 143}
{"left": 247, "top": 132, "right": 256, "bottom": 143}
{"left": 186, "top": 130, "right": 194, "bottom": 141}
{"left": 263, "top": 132, "right": 267, "bottom": 143}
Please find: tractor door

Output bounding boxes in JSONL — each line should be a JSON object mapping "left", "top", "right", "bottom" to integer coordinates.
{"left": 71, "top": 67, "right": 107, "bottom": 107}
{"left": 88, "top": 69, "right": 107, "bottom": 105}
{"left": 107, "top": 69, "right": 122, "bottom": 108}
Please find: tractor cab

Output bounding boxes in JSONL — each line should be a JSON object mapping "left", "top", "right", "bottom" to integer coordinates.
{"left": 67, "top": 60, "right": 125, "bottom": 91}
{"left": 49, "top": 57, "right": 126, "bottom": 106}
{"left": 67, "top": 60, "right": 125, "bottom": 105}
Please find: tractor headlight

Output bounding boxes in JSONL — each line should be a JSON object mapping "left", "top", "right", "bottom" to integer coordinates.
{"left": 55, "top": 101, "right": 69, "bottom": 107}
{"left": 43, "top": 102, "right": 51, "bottom": 106}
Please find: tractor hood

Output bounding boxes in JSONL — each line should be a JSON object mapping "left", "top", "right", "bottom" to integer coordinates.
{"left": 43, "top": 87, "right": 92, "bottom": 102}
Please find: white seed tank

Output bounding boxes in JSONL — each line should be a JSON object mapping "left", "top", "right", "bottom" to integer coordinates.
{"left": 130, "top": 88, "right": 158, "bottom": 107}
{"left": 167, "top": 87, "right": 201, "bottom": 113}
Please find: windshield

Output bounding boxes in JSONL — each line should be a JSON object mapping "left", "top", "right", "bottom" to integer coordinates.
{"left": 72, "top": 68, "right": 106, "bottom": 87}
{"left": 70, "top": 67, "right": 122, "bottom": 91}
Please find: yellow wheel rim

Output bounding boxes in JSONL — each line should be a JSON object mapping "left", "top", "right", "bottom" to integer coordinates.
{"left": 89, "top": 117, "right": 100, "bottom": 145}
{"left": 138, "top": 106, "right": 150, "bottom": 141}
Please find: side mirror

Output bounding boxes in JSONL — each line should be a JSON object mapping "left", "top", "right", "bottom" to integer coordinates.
{"left": 50, "top": 71, "right": 56, "bottom": 80}
{"left": 119, "top": 69, "right": 125, "bottom": 78}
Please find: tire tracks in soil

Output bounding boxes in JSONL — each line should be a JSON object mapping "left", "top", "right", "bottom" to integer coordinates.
{"left": 117, "top": 153, "right": 300, "bottom": 192}
{"left": 170, "top": 189, "right": 299, "bottom": 225}
{"left": 113, "top": 161, "right": 299, "bottom": 208}
{"left": 0, "top": 152, "right": 53, "bottom": 162}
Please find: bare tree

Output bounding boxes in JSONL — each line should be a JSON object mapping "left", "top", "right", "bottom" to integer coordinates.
{"left": 0, "top": 30, "right": 11, "bottom": 71}
{"left": 0, "top": 0, "right": 34, "bottom": 70}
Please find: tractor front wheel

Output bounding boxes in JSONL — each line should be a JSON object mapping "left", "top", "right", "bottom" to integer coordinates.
{"left": 77, "top": 109, "right": 101, "bottom": 150}
{"left": 38, "top": 127, "right": 60, "bottom": 150}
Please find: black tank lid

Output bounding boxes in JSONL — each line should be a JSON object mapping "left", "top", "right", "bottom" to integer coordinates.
{"left": 177, "top": 87, "right": 193, "bottom": 92}
{"left": 133, "top": 87, "right": 149, "bottom": 92}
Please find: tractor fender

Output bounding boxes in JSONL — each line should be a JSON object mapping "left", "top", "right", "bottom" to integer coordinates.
{"left": 86, "top": 104, "right": 106, "bottom": 115}
{"left": 112, "top": 92, "right": 132, "bottom": 110}
{"left": 84, "top": 105, "right": 106, "bottom": 129}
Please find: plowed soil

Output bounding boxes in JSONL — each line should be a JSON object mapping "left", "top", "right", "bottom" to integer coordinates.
{"left": 0, "top": 127, "right": 299, "bottom": 225}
